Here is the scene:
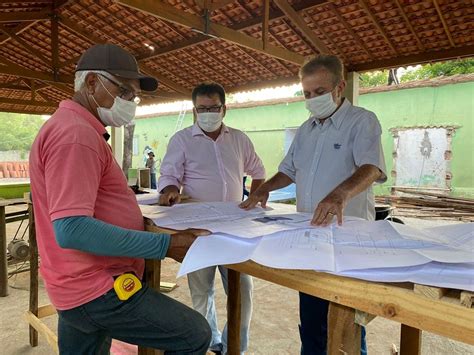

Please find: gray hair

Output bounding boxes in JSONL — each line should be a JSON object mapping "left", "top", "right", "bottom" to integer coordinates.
{"left": 299, "top": 55, "right": 344, "bottom": 85}
{"left": 74, "top": 70, "right": 113, "bottom": 92}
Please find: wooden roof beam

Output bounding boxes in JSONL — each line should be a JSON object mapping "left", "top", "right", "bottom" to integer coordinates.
{"left": 328, "top": 3, "right": 373, "bottom": 60}
{"left": 209, "top": 0, "right": 235, "bottom": 12}
{"left": 0, "top": 56, "right": 74, "bottom": 95}
{"left": 0, "top": 107, "right": 53, "bottom": 115}
{"left": 134, "top": 0, "right": 327, "bottom": 62}
{"left": 58, "top": 17, "right": 191, "bottom": 95}
{"left": 262, "top": 0, "right": 270, "bottom": 50}
{"left": 0, "top": 97, "right": 57, "bottom": 108}
{"left": 393, "top": 0, "right": 425, "bottom": 51}
{"left": 0, "top": 25, "right": 51, "bottom": 67}
{"left": 273, "top": 0, "right": 329, "bottom": 54}
{"left": 358, "top": 0, "right": 399, "bottom": 55}
{"left": 0, "top": 10, "right": 51, "bottom": 23}
{"left": 116, "top": 0, "right": 305, "bottom": 65}
{"left": 350, "top": 45, "right": 474, "bottom": 72}
{"left": 433, "top": 0, "right": 456, "bottom": 48}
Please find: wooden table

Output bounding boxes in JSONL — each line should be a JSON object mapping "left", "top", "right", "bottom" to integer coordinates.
{"left": 0, "top": 197, "right": 27, "bottom": 297}
{"left": 144, "top": 221, "right": 474, "bottom": 355}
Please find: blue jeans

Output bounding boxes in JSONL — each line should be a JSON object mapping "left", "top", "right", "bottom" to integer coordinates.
{"left": 188, "top": 266, "right": 253, "bottom": 355}
{"left": 150, "top": 173, "right": 157, "bottom": 189}
{"left": 299, "top": 293, "right": 367, "bottom": 355}
{"left": 57, "top": 284, "right": 211, "bottom": 355}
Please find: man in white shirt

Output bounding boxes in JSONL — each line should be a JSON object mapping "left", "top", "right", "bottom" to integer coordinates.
{"left": 241, "top": 55, "right": 387, "bottom": 354}
{"left": 158, "top": 83, "right": 266, "bottom": 354}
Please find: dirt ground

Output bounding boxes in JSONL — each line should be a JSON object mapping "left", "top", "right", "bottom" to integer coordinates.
{"left": 1, "top": 208, "right": 473, "bottom": 355}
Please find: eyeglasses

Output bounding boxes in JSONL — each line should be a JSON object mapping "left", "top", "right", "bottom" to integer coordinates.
{"left": 99, "top": 74, "right": 141, "bottom": 104}
{"left": 195, "top": 105, "right": 223, "bottom": 113}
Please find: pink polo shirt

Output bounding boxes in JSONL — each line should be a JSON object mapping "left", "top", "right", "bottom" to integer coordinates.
{"left": 29, "top": 100, "right": 145, "bottom": 310}
{"left": 158, "top": 123, "right": 266, "bottom": 202}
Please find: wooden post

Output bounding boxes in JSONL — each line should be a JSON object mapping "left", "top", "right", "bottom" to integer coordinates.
{"left": 0, "top": 205, "right": 7, "bottom": 296}
{"left": 400, "top": 324, "right": 422, "bottom": 355}
{"left": 344, "top": 71, "right": 359, "bottom": 106}
{"left": 28, "top": 202, "right": 38, "bottom": 346}
{"left": 227, "top": 269, "right": 241, "bottom": 355}
{"left": 327, "top": 303, "right": 361, "bottom": 355}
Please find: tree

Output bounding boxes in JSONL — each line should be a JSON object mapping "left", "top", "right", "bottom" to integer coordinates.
{"left": 0, "top": 113, "right": 45, "bottom": 152}
{"left": 359, "top": 70, "right": 389, "bottom": 88}
{"left": 400, "top": 58, "right": 474, "bottom": 82}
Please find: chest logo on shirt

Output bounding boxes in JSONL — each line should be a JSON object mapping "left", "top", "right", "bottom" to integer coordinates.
{"left": 334, "top": 143, "right": 342, "bottom": 149}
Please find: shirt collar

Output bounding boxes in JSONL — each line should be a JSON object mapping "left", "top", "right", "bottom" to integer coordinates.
{"left": 59, "top": 99, "right": 107, "bottom": 137}
{"left": 311, "top": 98, "right": 351, "bottom": 130}
{"left": 192, "top": 123, "right": 229, "bottom": 137}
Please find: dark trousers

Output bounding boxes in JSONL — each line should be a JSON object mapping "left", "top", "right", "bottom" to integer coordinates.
{"left": 57, "top": 284, "right": 211, "bottom": 355}
{"left": 299, "top": 292, "right": 367, "bottom": 355}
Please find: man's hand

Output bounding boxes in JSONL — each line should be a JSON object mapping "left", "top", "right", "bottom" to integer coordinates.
{"left": 239, "top": 188, "right": 269, "bottom": 210}
{"left": 311, "top": 190, "right": 347, "bottom": 226}
{"left": 166, "top": 228, "right": 211, "bottom": 262}
{"left": 159, "top": 186, "right": 181, "bottom": 206}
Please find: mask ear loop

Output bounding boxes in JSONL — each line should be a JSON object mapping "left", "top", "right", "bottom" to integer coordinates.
{"left": 97, "top": 76, "right": 116, "bottom": 100}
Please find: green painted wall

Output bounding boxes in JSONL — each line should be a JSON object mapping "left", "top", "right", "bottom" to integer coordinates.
{"left": 359, "top": 82, "right": 473, "bottom": 197}
{"left": 0, "top": 183, "right": 30, "bottom": 199}
{"left": 132, "top": 81, "right": 474, "bottom": 197}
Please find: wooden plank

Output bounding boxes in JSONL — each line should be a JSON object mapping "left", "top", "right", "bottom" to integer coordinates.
{"left": 400, "top": 324, "right": 421, "bottom": 355}
{"left": 414, "top": 285, "right": 448, "bottom": 299}
{"left": 227, "top": 261, "right": 474, "bottom": 345}
{"left": 273, "top": 0, "right": 330, "bottom": 54}
{"left": 38, "top": 304, "right": 57, "bottom": 319}
{"left": 58, "top": 17, "right": 191, "bottom": 95}
{"left": 354, "top": 310, "right": 376, "bottom": 326}
{"left": 327, "top": 303, "right": 361, "bottom": 354}
{"left": 0, "top": 55, "right": 74, "bottom": 94}
{"left": 0, "top": 10, "right": 51, "bottom": 23}
{"left": 117, "top": 0, "right": 305, "bottom": 65}
{"left": 0, "top": 206, "right": 7, "bottom": 297}
{"left": 227, "top": 268, "right": 241, "bottom": 355}
{"left": 24, "top": 311, "right": 59, "bottom": 354}
{"left": 0, "top": 98, "right": 57, "bottom": 108}
{"left": 134, "top": 0, "right": 326, "bottom": 63}
{"left": 28, "top": 202, "right": 38, "bottom": 347}
{"left": 0, "top": 25, "right": 51, "bottom": 66}
{"left": 433, "top": 0, "right": 455, "bottom": 48}
{"left": 262, "top": 0, "right": 269, "bottom": 50}
{"left": 358, "top": 0, "right": 398, "bottom": 55}
{"left": 393, "top": 0, "right": 425, "bottom": 51}
{"left": 460, "top": 291, "right": 473, "bottom": 308}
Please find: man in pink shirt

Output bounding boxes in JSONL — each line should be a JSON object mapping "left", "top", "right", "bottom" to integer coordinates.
{"left": 29, "top": 44, "right": 211, "bottom": 354}
{"left": 158, "top": 83, "right": 266, "bottom": 355}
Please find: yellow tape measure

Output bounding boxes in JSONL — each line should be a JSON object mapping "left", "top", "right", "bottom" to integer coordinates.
{"left": 113, "top": 273, "right": 142, "bottom": 301}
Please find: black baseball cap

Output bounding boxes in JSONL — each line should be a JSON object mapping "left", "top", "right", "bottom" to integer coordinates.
{"left": 76, "top": 43, "right": 158, "bottom": 92}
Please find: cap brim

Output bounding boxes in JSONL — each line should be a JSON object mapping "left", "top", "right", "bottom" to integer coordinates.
{"left": 106, "top": 69, "right": 159, "bottom": 92}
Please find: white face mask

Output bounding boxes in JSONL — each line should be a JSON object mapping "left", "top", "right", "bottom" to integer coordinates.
{"left": 305, "top": 91, "right": 337, "bottom": 119}
{"left": 197, "top": 112, "right": 223, "bottom": 132}
{"left": 91, "top": 77, "right": 137, "bottom": 127}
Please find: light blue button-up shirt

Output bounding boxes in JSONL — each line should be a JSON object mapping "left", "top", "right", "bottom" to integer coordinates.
{"left": 278, "top": 99, "right": 387, "bottom": 220}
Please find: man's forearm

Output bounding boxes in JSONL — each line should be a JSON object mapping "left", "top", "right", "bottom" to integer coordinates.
{"left": 53, "top": 216, "right": 170, "bottom": 259}
{"left": 258, "top": 172, "right": 293, "bottom": 193}
{"left": 250, "top": 179, "right": 265, "bottom": 194}
{"left": 332, "top": 164, "right": 381, "bottom": 200}
{"left": 161, "top": 185, "right": 179, "bottom": 194}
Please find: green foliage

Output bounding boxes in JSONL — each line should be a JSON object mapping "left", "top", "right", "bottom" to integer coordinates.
{"left": 400, "top": 59, "right": 474, "bottom": 82}
{"left": 0, "top": 113, "right": 45, "bottom": 151}
{"left": 359, "top": 70, "right": 389, "bottom": 88}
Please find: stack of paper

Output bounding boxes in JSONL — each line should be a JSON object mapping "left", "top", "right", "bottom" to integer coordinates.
{"left": 141, "top": 202, "right": 474, "bottom": 291}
